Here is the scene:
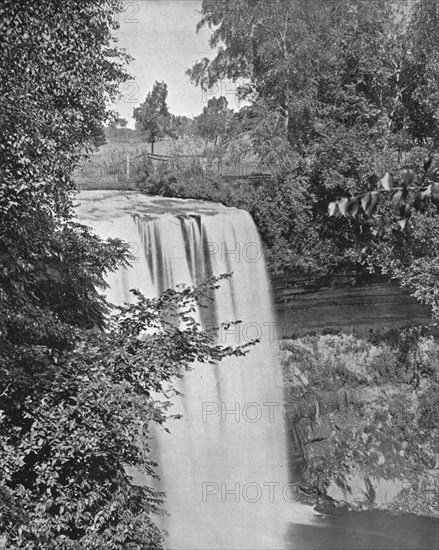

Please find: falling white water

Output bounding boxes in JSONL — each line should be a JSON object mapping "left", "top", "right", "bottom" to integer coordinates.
{"left": 75, "top": 191, "right": 316, "bottom": 550}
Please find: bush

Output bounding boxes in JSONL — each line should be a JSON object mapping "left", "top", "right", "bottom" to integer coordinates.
{"left": 1, "top": 278, "right": 246, "bottom": 548}
{"left": 418, "top": 384, "right": 439, "bottom": 430}
{"left": 137, "top": 160, "right": 252, "bottom": 207}
{"left": 370, "top": 345, "right": 401, "bottom": 383}
{"left": 367, "top": 327, "right": 438, "bottom": 385}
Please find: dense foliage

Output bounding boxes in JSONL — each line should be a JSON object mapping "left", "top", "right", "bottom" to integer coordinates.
{"left": 186, "top": 0, "right": 439, "bottom": 315}
{"left": 1, "top": 274, "right": 246, "bottom": 548}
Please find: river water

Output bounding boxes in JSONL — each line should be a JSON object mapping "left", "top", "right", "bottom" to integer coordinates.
{"left": 288, "top": 509, "right": 438, "bottom": 549}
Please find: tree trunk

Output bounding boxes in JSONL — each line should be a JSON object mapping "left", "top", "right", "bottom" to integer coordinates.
{"left": 151, "top": 140, "right": 155, "bottom": 154}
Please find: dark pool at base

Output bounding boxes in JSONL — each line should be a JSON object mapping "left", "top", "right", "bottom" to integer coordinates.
{"left": 287, "top": 509, "right": 439, "bottom": 550}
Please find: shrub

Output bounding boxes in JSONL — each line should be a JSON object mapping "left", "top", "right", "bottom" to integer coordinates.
{"left": 418, "top": 384, "right": 439, "bottom": 430}
{"left": 1, "top": 278, "right": 247, "bottom": 548}
{"left": 137, "top": 159, "right": 253, "bottom": 207}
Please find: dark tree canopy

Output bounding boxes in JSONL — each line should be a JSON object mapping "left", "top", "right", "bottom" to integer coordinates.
{"left": 0, "top": 0, "right": 132, "bottom": 219}
{"left": 0, "top": 0, "right": 131, "bottom": 412}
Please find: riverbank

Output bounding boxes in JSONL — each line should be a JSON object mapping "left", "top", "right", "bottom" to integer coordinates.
{"left": 281, "top": 330, "right": 439, "bottom": 519}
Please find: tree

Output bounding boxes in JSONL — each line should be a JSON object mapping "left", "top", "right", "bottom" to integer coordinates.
{"left": 105, "top": 117, "right": 130, "bottom": 141}
{"left": 0, "top": 0, "right": 132, "bottom": 219}
{"left": 1, "top": 0, "right": 131, "bottom": 543}
{"left": 133, "top": 81, "right": 174, "bottom": 153}
{"left": 188, "top": 0, "right": 439, "bottom": 286}
{"left": 90, "top": 123, "right": 107, "bottom": 148}
{"left": 0, "top": 0, "right": 131, "bottom": 416}
{"left": 169, "top": 115, "right": 195, "bottom": 139}
{"left": 194, "top": 96, "right": 232, "bottom": 146}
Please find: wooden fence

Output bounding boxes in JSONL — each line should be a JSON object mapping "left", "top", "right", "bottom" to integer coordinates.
{"left": 73, "top": 151, "right": 273, "bottom": 189}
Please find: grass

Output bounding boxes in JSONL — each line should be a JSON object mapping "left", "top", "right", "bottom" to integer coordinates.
{"left": 74, "top": 135, "right": 265, "bottom": 190}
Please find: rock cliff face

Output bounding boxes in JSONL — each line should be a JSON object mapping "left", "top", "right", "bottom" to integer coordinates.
{"left": 271, "top": 272, "right": 432, "bottom": 337}
{"left": 280, "top": 334, "right": 439, "bottom": 518}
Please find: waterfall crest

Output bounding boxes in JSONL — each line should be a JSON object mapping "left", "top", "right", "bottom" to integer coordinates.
{"left": 76, "top": 191, "right": 315, "bottom": 550}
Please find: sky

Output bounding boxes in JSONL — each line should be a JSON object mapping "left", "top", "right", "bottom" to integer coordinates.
{"left": 111, "top": 0, "right": 245, "bottom": 127}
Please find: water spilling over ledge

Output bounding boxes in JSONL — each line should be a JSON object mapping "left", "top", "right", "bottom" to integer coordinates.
{"left": 75, "top": 190, "right": 231, "bottom": 220}
{"left": 75, "top": 191, "right": 317, "bottom": 549}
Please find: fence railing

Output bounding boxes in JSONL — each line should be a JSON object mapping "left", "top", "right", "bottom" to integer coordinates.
{"left": 73, "top": 151, "right": 274, "bottom": 189}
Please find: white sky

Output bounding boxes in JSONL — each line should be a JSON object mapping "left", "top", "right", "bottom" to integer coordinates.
{"left": 111, "top": 0, "right": 245, "bottom": 127}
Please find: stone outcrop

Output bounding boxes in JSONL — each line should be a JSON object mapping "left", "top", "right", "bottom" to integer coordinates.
{"left": 272, "top": 272, "right": 432, "bottom": 337}
{"left": 280, "top": 336, "right": 439, "bottom": 518}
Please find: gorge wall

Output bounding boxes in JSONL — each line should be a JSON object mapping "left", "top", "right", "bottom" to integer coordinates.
{"left": 271, "top": 272, "right": 432, "bottom": 337}
{"left": 271, "top": 274, "right": 437, "bottom": 518}
{"left": 279, "top": 334, "right": 439, "bottom": 519}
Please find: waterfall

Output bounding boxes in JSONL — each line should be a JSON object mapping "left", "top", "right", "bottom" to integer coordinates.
{"left": 76, "top": 191, "right": 315, "bottom": 550}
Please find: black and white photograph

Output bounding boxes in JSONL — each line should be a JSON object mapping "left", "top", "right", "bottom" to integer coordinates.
{"left": 1, "top": 1, "right": 438, "bottom": 548}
